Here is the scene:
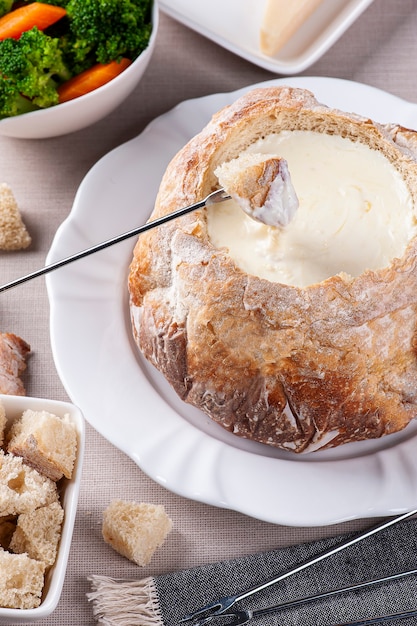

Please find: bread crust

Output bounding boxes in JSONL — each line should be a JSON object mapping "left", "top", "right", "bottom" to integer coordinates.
{"left": 128, "top": 86, "right": 417, "bottom": 453}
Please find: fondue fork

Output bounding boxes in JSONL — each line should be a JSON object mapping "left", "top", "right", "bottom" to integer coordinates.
{"left": 179, "top": 509, "right": 417, "bottom": 626}
{"left": 0, "top": 188, "right": 230, "bottom": 293}
{"left": 192, "top": 568, "right": 417, "bottom": 625}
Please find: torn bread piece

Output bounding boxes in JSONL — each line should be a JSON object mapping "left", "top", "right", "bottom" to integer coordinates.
{"left": 215, "top": 152, "right": 299, "bottom": 227}
{"left": 0, "top": 548, "right": 45, "bottom": 609}
{"left": 7, "top": 409, "right": 78, "bottom": 481}
{"left": 0, "top": 183, "right": 31, "bottom": 251}
{"left": 102, "top": 500, "right": 172, "bottom": 567}
{"left": 10, "top": 501, "right": 64, "bottom": 568}
{"left": 0, "top": 333, "right": 30, "bottom": 396}
{"left": 0, "top": 449, "right": 58, "bottom": 517}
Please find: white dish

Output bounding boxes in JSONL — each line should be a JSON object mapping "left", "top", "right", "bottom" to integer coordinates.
{"left": 0, "top": 2, "right": 158, "bottom": 138}
{"left": 0, "top": 394, "right": 84, "bottom": 623}
{"left": 159, "top": 0, "right": 374, "bottom": 74}
{"left": 47, "top": 77, "right": 417, "bottom": 527}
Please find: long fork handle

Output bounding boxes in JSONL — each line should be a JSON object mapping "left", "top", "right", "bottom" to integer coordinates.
{"left": 337, "top": 607, "right": 417, "bottom": 625}
{"left": 235, "top": 508, "right": 417, "bottom": 604}
{"left": 248, "top": 568, "right": 417, "bottom": 623}
{"left": 0, "top": 188, "right": 230, "bottom": 294}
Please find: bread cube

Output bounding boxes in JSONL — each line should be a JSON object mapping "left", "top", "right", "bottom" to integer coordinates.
{"left": 0, "top": 450, "right": 57, "bottom": 516}
{"left": 0, "top": 183, "right": 31, "bottom": 250}
{"left": 0, "top": 548, "right": 45, "bottom": 609}
{"left": 102, "top": 500, "right": 172, "bottom": 566}
{"left": 7, "top": 409, "right": 77, "bottom": 481}
{"left": 10, "top": 501, "right": 64, "bottom": 567}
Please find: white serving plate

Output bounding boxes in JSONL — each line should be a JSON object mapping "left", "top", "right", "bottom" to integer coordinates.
{"left": 159, "top": 0, "right": 374, "bottom": 74}
{"left": 46, "top": 77, "right": 417, "bottom": 527}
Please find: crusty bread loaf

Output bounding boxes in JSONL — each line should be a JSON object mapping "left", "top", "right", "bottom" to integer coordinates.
{"left": 128, "top": 86, "right": 417, "bottom": 453}
{"left": 10, "top": 501, "right": 64, "bottom": 567}
{"left": 102, "top": 500, "right": 172, "bottom": 566}
{"left": 0, "top": 449, "right": 58, "bottom": 516}
{"left": 0, "top": 548, "right": 45, "bottom": 609}
{"left": 7, "top": 409, "right": 77, "bottom": 481}
{"left": 0, "top": 183, "right": 31, "bottom": 250}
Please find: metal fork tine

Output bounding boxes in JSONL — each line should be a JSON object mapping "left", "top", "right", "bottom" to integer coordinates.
{"left": 191, "top": 612, "right": 249, "bottom": 626}
{"left": 179, "top": 597, "right": 238, "bottom": 625}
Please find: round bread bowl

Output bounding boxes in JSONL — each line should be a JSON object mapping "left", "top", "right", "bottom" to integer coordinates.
{"left": 128, "top": 86, "right": 417, "bottom": 454}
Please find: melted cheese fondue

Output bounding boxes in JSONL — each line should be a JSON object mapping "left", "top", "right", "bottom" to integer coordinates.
{"left": 207, "top": 131, "right": 416, "bottom": 287}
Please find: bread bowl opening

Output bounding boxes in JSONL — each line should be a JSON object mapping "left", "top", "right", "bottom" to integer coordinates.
{"left": 207, "top": 130, "right": 417, "bottom": 287}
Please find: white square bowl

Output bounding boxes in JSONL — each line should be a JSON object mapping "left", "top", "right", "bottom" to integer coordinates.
{"left": 0, "top": 394, "right": 85, "bottom": 623}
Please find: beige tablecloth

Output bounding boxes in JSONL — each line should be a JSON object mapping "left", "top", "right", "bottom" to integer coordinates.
{"left": 1, "top": 1, "right": 417, "bottom": 623}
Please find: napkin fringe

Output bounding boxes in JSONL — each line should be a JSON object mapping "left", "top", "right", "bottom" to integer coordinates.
{"left": 87, "top": 575, "right": 163, "bottom": 626}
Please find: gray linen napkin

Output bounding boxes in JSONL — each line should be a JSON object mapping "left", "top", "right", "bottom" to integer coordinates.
{"left": 88, "top": 518, "right": 417, "bottom": 626}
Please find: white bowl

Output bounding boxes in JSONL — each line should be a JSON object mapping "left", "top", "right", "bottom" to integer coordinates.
{"left": 0, "top": 2, "right": 159, "bottom": 139}
{"left": 0, "top": 394, "right": 85, "bottom": 623}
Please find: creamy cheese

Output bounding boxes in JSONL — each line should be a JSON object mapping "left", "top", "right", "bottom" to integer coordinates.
{"left": 207, "top": 131, "right": 416, "bottom": 287}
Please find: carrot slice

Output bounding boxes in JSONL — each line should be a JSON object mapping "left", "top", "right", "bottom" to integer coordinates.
{"left": 0, "top": 2, "right": 66, "bottom": 40}
{"left": 57, "top": 58, "right": 132, "bottom": 103}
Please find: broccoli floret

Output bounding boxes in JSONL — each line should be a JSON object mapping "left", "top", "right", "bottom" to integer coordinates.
{"left": 0, "top": 78, "right": 40, "bottom": 119}
{"left": 62, "top": 0, "right": 153, "bottom": 73}
{"left": 0, "top": 26, "right": 71, "bottom": 114}
{"left": 0, "top": 0, "right": 13, "bottom": 18}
